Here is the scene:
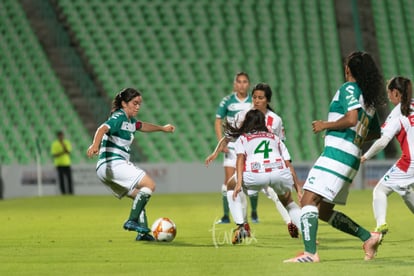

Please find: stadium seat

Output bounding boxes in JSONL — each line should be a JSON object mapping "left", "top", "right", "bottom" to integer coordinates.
{"left": 44, "top": 0, "right": 354, "bottom": 162}
{"left": 0, "top": 1, "right": 94, "bottom": 165}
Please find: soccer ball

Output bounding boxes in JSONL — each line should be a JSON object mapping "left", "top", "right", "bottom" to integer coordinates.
{"left": 151, "top": 217, "right": 177, "bottom": 242}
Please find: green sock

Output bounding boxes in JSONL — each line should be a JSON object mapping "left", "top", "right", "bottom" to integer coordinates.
{"left": 328, "top": 211, "right": 371, "bottom": 241}
{"left": 129, "top": 191, "right": 151, "bottom": 221}
{"left": 249, "top": 194, "right": 259, "bottom": 213}
{"left": 222, "top": 195, "right": 229, "bottom": 216}
{"left": 138, "top": 208, "right": 148, "bottom": 228}
{"left": 301, "top": 205, "right": 319, "bottom": 254}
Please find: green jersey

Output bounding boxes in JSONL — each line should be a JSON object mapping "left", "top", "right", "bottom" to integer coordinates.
{"left": 216, "top": 92, "right": 252, "bottom": 125}
{"left": 97, "top": 109, "right": 141, "bottom": 169}
{"left": 317, "top": 82, "right": 380, "bottom": 181}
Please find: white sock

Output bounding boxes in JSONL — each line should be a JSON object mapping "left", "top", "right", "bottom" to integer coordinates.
{"left": 240, "top": 191, "right": 248, "bottom": 222}
{"left": 265, "top": 187, "right": 291, "bottom": 224}
{"left": 286, "top": 201, "right": 302, "bottom": 232}
{"left": 373, "top": 183, "right": 391, "bottom": 227}
{"left": 140, "top": 186, "right": 152, "bottom": 196}
{"left": 227, "top": 190, "right": 245, "bottom": 224}
{"left": 221, "top": 184, "right": 227, "bottom": 197}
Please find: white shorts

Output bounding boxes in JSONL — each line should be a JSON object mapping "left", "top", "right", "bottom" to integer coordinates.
{"left": 96, "top": 159, "right": 146, "bottom": 199}
{"left": 303, "top": 166, "right": 352, "bottom": 205}
{"left": 223, "top": 141, "right": 237, "bottom": 168}
{"left": 378, "top": 165, "right": 414, "bottom": 196}
{"left": 242, "top": 168, "right": 294, "bottom": 195}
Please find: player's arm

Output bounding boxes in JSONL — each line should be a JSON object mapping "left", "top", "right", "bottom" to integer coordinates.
{"left": 215, "top": 117, "right": 223, "bottom": 141}
{"left": 312, "top": 109, "right": 358, "bottom": 133}
{"left": 140, "top": 122, "right": 175, "bottom": 133}
{"left": 361, "top": 135, "right": 393, "bottom": 163}
{"left": 205, "top": 137, "right": 230, "bottom": 166}
{"left": 87, "top": 124, "right": 109, "bottom": 157}
{"left": 215, "top": 118, "right": 229, "bottom": 153}
{"left": 233, "top": 153, "right": 245, "bottom": 200}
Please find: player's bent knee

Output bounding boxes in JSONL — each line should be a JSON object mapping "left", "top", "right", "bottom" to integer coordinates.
{"left": 138, "top": 175, "right": 156, "bottom": 192}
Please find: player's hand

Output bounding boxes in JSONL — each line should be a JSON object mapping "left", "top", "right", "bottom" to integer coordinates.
{"left": 312, "top": 120, "right": 325, "bottom": 133}
{"left": 163, "top": 124, "right": 175, "bottom": 133}
{"left": 232, "top": 185, "right": 242, "bottom": 200}
{"left": 360, "top": 156, "right": 367, "bottom": 163}
{"left": 205, "top": 152, "right": 218, "bottom": 167}
{"left": 86, "top": 145, "right": 99, "bottom": 158}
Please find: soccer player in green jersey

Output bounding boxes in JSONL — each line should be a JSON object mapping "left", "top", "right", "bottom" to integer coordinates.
{"left": 87, "top": 88, "right": 175, "bottom": 241}
{"left": 214, "top": 72, "right": 253, "bottom": 224}
{"left": 284, "top": 52, "right": 386, "bottom": 262}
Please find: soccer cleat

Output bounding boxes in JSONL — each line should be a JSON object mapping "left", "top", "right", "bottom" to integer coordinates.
{"left": 363, "top": 232, "right": 382, "bottom": 261}
{"left": 374, "top": 223, "right": 389, "bottom": 235}
{"left": 215, "top": 215, "right": 230, "bottom": 224}
{"left": 251, "top": 211, "right": 259, "bottom": 223}
{"left": 136, "top": 233, "right": 155, "bottom": 241}
{"left": 123, "top": 220, "right": 151, "bottom": 233}
{"left": 243, "top": 222, "right": 251, "bottom": 237}
{"left": 374, "top": 224, "right": 388, "bottom": 244}
{"left": 232, "top": 225, "right": 249, "bottom": 244}
{"left": 287, "top": 222, "right": 299, "bottom": 238}
{"left": 283, "top": 252, "right": 320, "bottom": 263}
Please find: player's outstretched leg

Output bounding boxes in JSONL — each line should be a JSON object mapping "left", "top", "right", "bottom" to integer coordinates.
{"left": 123, "top": 187, "right": 152, "bottom": 233}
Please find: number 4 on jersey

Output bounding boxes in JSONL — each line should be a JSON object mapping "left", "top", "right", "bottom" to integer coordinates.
{"left": 254, "top": 140, "right": 273, "bottom": 158}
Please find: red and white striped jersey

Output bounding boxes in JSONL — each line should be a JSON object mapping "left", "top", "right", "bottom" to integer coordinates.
{"left": 234, "top": 131, "right": 291, "bottom": 173}
{"left": 381, "top": 100, "right": 414, "bottom": 172}
{"left": 234, "top": 108, "right": 285, "bottom": 140}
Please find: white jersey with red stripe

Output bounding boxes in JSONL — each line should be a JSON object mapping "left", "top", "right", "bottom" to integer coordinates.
{"left": 234, "top": 109, "right": 285, "bottom": 140}
{"left": 234, "top": 131, "right": 291, "bottom": 173}
{"left": 381, "top": 100, "right": 414, "bottom": 173}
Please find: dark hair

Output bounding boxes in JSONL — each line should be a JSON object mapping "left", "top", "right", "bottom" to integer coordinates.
{"left": 345, "top": 51, "right": 386, "bottom": 109}
{"left": 111, "top": 88, "right": 141, "bottom": 114}
{"left": 225, "top": 109, "right": 268, "bottom": 138}
{"left": 252, "top": 82, "right": 274, "bottom": 112}
{"left": 233, "top": 72, "right": 250, "bottom": 82}
{"left": 387, "top": 76, "right": 413, "bottom": 116}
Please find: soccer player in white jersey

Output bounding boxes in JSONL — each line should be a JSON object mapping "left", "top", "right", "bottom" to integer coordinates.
{"left": 207, "top": 83, "right": 301, "bottom": 238}
{"left": 215, "top": 72, "right": 253, "bottom": 224}
{"left": 86, "top": 88, "right": 175, "bottom": 241}
{"left": 223, "top": 109, "right": 302, "bottom": 244}
{"left": 361, "top": 76, "right": 414, "bottom": 241}
{"left": 284, "top": 51, "right": 387, "bottom": 263}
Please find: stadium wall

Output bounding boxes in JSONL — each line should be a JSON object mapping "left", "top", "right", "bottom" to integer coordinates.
{"left": 0, "top": 161, "right": 395, "bottom": 199}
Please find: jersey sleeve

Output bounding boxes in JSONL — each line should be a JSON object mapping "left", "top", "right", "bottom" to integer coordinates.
{"left": 278, "top": 140, "right": 291, "bottom": 161}
{"left": 381, "top": 115, "right": 402, "bottom": 139}
{"left": 105, "top": 113, "right": 123, "bottom": 134}
{"left": 340, "top": 83, "right": 362, "bottom": 111}
{"left": 273, "top": 117, "right": 285, "bottom": 141}
{"left": 234, "top": 136, "right": 245, "bottom": 155}
{"left": 50, "top": 141, "right": 59, "bottom": 155}
{"left": 65, "top": 140, "right": 72, "bottom": 153}
{"left": 216, "top": 95, "right": 230, "bottom": 119}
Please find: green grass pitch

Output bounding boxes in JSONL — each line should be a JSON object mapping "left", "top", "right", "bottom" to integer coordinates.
{"left": 1, "top": 190, "right": 413, "bottom": 275}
